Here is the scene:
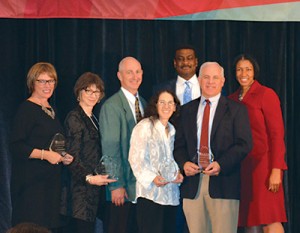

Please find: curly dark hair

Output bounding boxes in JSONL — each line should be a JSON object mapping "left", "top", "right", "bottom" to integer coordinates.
{"left": 232, "top": 54, "right": 260, "bottom": 80}
{"left": 144, "top": 89, "right": 180, "bottom": 122}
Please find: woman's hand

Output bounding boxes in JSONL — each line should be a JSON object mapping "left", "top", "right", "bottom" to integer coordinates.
{"left": 268, "top": 168, "right": 282, "bottom": 193}
{"left": 44, "top": 150, "right": 62, "bottom": 164}
{"left": 153, "top": 176, "right": 169, "bottom": 187}
{"left": 87, "top": 174, "right": 117, "bottom": 186}
{"left": 62, "top": 153, "right": 74, "bottom": 165}
{"left": 172, "top": 172, "right": 184, "bottom": 184}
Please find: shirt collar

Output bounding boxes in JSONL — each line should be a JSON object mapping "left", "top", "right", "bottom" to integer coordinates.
{"left": 201, "top": 93, "right": 221, "bottom": 105}
{"left": 176, "top": 74, "right": 198, "bottom": 86}
{"left": 154, "top": 119, "right": 175, "bottom": 137}
{"left": 121, "top": 87, "right": 140, "bottom": 103}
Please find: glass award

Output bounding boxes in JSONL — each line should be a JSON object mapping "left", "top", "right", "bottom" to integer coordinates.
{"left": 158, "top": 159, "right": 179, "bottom": 182}
{"left": 94, "top": 155, "right": 118, "bottom": 180}
{"left": 49, "top": 133, "right": 67, "bottom": 157}
{"left": 192, "top": 146, "right": 214, "bottom": 172}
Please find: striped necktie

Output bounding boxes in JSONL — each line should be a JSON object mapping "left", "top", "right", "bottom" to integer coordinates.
{"left": 183, "top": 81, "right": 192, "bottom": 104}
{"left": 199, "top": 99, "right": 210, "bottom": 170}
{"left": 135, "top": 96, "right": 142, "bottom": 123}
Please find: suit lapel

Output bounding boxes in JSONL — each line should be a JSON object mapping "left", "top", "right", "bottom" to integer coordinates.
{"left": 140, "top": 96, "right": 147, "bottom": 110}
{"left": 171, "top": 79, "right": 177, "bottom": 94}
{"left": 117, "top": 90, "right": 136, "bottom": 129}
{"left": 211, "top": 96, "right": 227, "bottom": 139}
{"left": 187, "top": 98, "right": 200, "bottom": 151}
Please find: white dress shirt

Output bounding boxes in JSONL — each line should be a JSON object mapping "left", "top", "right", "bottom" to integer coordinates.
{"left": 121, "top": 87, "right": 144, "bottom": 123}
{"left": 176, "top": 74, "right": 201, "bottom": 105}
{"left": 128, "top": 118, "right": 180, "bottom": 206}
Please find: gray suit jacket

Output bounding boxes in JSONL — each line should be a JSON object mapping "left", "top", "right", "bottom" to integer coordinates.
{"left": 99, "top": 90, "right": 147, "bottom": 202}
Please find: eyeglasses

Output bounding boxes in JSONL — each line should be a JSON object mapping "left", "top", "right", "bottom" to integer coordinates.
{"left": 84, "top": 89, "right": 101, "bottom": 97}
{"left": 36, "top": 79, "right": 56, "bottom": 85}
{"left": 157, "top": 100, "right": 175, "bottom": 106}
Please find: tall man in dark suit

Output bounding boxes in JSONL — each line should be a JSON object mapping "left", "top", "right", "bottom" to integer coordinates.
{"left": 156, "top": 45, "right": 200, "bottom": 233}
{"left": 174, "top": 62, "right": 252, "bottom": 233}
{"left": 156, "top": 45, "right": 201, "bottom": 106}
{"left": 99, "top": 57, "right": 147, "bottom": 233}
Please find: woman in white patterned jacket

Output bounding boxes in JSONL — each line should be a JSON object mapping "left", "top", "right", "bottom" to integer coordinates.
{"left": 129, "top": 89, "right": 184, "bottom": 233}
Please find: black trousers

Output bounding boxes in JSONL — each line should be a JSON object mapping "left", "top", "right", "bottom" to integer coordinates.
{"left": 136, "top": 197, "right": 177, "bottom": 233}
{"left": 63, "top": 217, "right": 95, "bottom": 233}
{"left": 103, "top": 201, "right": 138, "bottom": 233}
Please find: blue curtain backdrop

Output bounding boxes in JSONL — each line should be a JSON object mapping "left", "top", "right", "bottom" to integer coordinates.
{"left": 0, "top": 19, "right": 299, "bottom": 233}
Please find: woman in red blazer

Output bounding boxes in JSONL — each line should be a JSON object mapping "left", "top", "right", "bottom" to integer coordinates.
{"left": 229, "top": 54, "right": 287, "bottom": 233}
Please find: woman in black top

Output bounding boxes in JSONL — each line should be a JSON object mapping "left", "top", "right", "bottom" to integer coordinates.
{"left": 10, "top": 62, "right": 73, "bottom": 232}
{"left": 62, "top": 72, "right": 115, "bottom": 233}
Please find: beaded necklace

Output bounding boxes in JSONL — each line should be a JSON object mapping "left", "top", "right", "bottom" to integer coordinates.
{"left": 41, "top": 104, "right": 55, "bottom": 119}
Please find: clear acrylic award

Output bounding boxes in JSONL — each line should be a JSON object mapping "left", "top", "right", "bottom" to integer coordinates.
{"left": 94, "top": 155, "right": 118, "bottom": 180}
{"left": 158, "top": 159, "right": 179, "bottom": 182}
{"left": 49, "top": 133, "right": 67, "bottom": 157}
{"left": 192, "top": 146, "right": 214, "bottom": 172}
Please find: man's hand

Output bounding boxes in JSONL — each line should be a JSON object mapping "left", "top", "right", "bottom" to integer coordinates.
{"left": 183, "top": 161, "right": 201, "bottom": 176}
{"left": 111, "top": 188, "right": 128, "bottom": 206}
{"left": 203, "top": 161, "right": 220, "bottom": 176}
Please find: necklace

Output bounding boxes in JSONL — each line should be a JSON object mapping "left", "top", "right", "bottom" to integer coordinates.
{"left": 238, "top": 84, "right": 252, "bottom": 101}
{"left": 89, "top": 114, "right": 99, "bottom": 131}
{"left": 41, "top": 104, "right": 55, "bottom": 119}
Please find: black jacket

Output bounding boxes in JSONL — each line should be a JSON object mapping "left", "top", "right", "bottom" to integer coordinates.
{"left": 61, "top": 105, "right": 104, "bottom": 222}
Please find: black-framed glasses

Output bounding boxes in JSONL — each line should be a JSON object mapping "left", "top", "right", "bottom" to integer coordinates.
{"left": 84, "top": 89, "right": 101, "bottom": 97}
{"left": 36, "top": 79, "right": 56, "bottom": 85}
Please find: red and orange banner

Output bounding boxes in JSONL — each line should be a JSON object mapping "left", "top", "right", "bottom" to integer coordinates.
{"left": 1, "top": 0, "right": 300, "bottom": 21}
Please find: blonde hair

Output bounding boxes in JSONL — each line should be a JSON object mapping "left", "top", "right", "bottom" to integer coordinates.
{"left": 27, "top": 62, "right": 58, "bottom": 94}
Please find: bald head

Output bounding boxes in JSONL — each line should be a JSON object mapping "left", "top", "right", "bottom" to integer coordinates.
{"left": 117, "top": 56, "right": 143, "bottom": 95}
{"left": 118, "top": 57, "right": 141, "bottom": 72}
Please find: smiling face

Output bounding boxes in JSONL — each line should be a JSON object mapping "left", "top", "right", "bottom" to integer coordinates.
{"left": 174, "top": 49, "right": 198, "bottom": 80}
{"left": 198, "top": 62, "right": 225, "bottom": 98}
{"left": 32, "top": 73, "right": 56, "bottom": 100}
{"left": 235, "top": 59, "right": 255, "bottom": 88}
{"left": 157, "top": 92, "right": 176, "bottom": 123}
{"left": 117, "top": 57, "right": 143, "bottom": 95}
{"left": 79, "top": 84, "right": 101, "bottom": 109}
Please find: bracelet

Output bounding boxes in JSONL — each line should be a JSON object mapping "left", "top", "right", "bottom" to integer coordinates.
{"left": 86, "top": 174, "right": 93, "bottom": 184}
{"left": 41, "top": 149, "right": 45, "bottom": 160}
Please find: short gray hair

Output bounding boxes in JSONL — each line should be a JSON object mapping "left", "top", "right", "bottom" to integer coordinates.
{"left": 199, "top": 62, "right": 224, "bottom": 77}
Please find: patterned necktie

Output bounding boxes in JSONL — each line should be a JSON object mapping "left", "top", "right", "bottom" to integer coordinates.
{"left": 135, "top": 96, "right": 142, "bottom": 123}
{"left": 183, "top": 81, "right": 192, "bottom": 104}
{"left": 199, "top": 99, "right": 211, "bottom": 170}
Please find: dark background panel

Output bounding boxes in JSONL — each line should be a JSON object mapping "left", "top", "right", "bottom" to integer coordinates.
{"left": 0, "top": 19, "right": 299, "bottom": 233}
